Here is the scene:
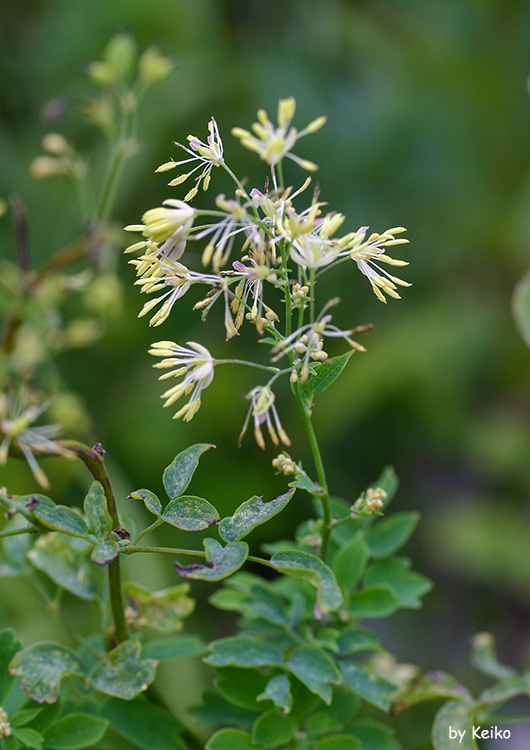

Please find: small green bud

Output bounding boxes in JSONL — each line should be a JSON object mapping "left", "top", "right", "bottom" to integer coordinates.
{"left": 138, "top": 47, "right": 174, "bottom": 86}
{"left": 49, "top": 393, "right": 91, "bottom": 435}
{"left": 42, "top": 132, "right": 70, "bottom": 155}
{"left": 103, "top": 32, "right": 137, "bottom": 81}
{"left": 29, "top": 156, "right": 72, "bottom": 180}
{"left": 62, "top": 318, "right": 104, "bottom": 349}
{"left": 84, "top": 97, "right": 115, "bottom": 130}
{"left": 87, "top": 61, "right": 117, "bottom": 87}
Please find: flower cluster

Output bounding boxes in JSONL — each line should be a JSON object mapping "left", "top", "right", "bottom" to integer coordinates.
{"left": 125, "top": 99, "right": 411, "bottom": 446}
{"left": 0, "top": 707, "right": 11, "bottom": 739}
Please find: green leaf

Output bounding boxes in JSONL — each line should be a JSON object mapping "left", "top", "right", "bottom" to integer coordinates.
{"left": 141, "top": 634, "right": 207, "bottom": 661}
{"left": 479, "top": 672, "right": 530, "bottom": 704}
{"left": 215, "top": 668, "right": 269, "bottom": 711}
{"left": 219, "top": 490, "right": 295, "bottom": 543}
{"left": 89, "top": 641, "right": 157, "bottom": 700}
{"left": 9, "top": 643, "right": 84, "bottom": 704}
{"left": 128, "top": 489, "right": 162, "bottom": 516}
{"left": 206, "top": 729, "right": 264, "bottom": 750}
{"left": 28, "top": 535, "right": 99, "bottom": 601}
{"left": 288, "top": 472, "right": 322, "bottom": 496}
{"left": 175, "top": 539, "right": 248, "bottom": 582}
{"left": 316, "top": 736, "right": 360, "bottom": 750}
{"left": 33, "top": 505, "right": 89, "bottom": 538}
{"left": 90, "top": 539, "right": 119, "bottom": 566}
{"left": 101, "top": 697, "right": 184, "bottom": 750}
{"left": 0, "top": 629, "right": 21, "bottom": 702}
{"left": 301, "top": 351, "right": 354, "bottom": 402}
{"left": 252, "top": 709, "right": 295, "bottom": 748}
{"left": 206, "top": 637, "right": 283, "bottom": 668}
{"left": 247, "top": 584, "right": 288, "bottom": 626}
{"left": 83, "top": 482, "right": 112, "bottom": 540}
{"left": 306, "top": 712, "right": 344, "bottom": 738}
{"left": 347, "top": 587, "right": 400, "bottom": 618}
{"left": 365, "top": 512, "right": 420, "bottom": 559}
{"left": 42, "top": 714, "right": 108, "bottom": 749}
{"left": 122, "top": 582, "right": 195, "bottom": 633}
{"left": 340, "top": 662, "right": 398, "bottom": 711}
{"left": 337, "top": 626, "right": 382, "bottom": 657}
{"left": 257, "top": 674, "right": 293, "bottom": 714}
{"left": 432, "top": 701, "right": 478, "bottom": 749}
{"left": 393, "top": 671, "right": 471, "bottom": 713}
{"left": 11, "top": 707, "right": 42, "bottom": 728}
{"left": 470, "top": 632, "right": 516, "bottom": 680}
{"left": 286, "top": 646, "right": 341, "bottom": 704}
{"left": 163, "top": 443, "right": 214, "bottom": 500}
{"left": 191, "top": 691, "right": 259, "bottom": 727}
{"left": 333, "top": 533, "right": 369, "bottom": 595}
{"left": 208, "top": 588, "right": 248, "bottom": 612}
{"left": 349, "top": 719, "right": 401, "bottom": 750}
{"left": 162, "top": 495, "right": 219, "bottom": 531}
{"left": 513, "top": 268, "right": 530, "bottom": 347}
{"left": 12, "top": 727, "right": 43, "bottom": 750}
{"left": 270, "top": 551, "right": 343, "bottom": 614}
{"left": 364, "top": 558, "right": 432, "bottom": 609}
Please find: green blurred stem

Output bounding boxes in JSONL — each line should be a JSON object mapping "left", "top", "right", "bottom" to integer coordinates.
{"left": 477, "top": 713, "right": 530, "bottom": 724}
{"left": 0, "top": 525, "right": 37, "bottom": 539}
{"left": 56, "top": 440, "right": 129, "bottom": 645}
{"left": 97, "top": 141, "right": 128, "bottom": 222}
{"left": 27, "top": 574, "right": 102, "bottom": 657}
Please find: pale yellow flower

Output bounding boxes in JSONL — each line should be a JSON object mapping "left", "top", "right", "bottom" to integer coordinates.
{"left": 232, "top": 97, "right": 326, "bottom": 170}
{"left": 124, "top": 199, "right": 195, "bottom": 261}
{"left": 238, "top": 386, "right": 290, "bottom": 450}
{"left": 156, "top": 117, "right": 224, "bottom": 201}
{"left": 339, "top": 227, "right": 410, "bottom": 303}
{"left": 149, "top": 341, "right": 215, "bottom": 421}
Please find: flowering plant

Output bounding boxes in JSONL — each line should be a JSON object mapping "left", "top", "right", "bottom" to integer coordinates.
{"left": 1, "top": 38, "right": 527, "bottom": 750}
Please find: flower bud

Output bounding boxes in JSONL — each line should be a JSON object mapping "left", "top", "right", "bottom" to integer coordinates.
{"left": 103, "top": 32, "right": 137, "bottom": 81}
{"left": 139, "top": 47, "right": 174, "bottom": 86}
{"left": 42, "top": 132, "right": 69, "bottom": 155}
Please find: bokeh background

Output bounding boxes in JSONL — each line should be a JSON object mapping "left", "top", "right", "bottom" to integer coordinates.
{"left": 2, "top": 0, "right": 530, "bottom": 746}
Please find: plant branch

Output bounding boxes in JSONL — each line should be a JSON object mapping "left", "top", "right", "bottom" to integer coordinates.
{"left": 55, "top": 440, "right": 128, "bottom": 645}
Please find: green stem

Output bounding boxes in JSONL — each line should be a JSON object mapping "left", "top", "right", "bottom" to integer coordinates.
{"left": 309, "top": 269, "right": 316, "bottom": 324}
{"left": 27, "top": 574, "right": 102, "bottom": 657}
{"left": 134, "top": 517, "right": 164, "bottom": 544}
{"left": 292, "top": 383, "right": 332, "bottom": 560}
{"left": 277, "top": 160, "right": 284, "bottom": 190}
{"left": 0, "top": 525, "right": 37, "bottom": 539}
{"left": 215, "top": 359, "right": 279, "bottom": 374}
{"left": 121, "top": 544, "right": 274, "bottom": 570}
{"left": 97, "top": 142, "right": 128, "bottom": 222}
{"left": 57, "top": 440, "right": 128, "bottom": 645}
{"left": 122, "top": 545, "right": 206, "bottom": 557}
{"left": 477, "top": 713, "right": 530, "bottom": 725}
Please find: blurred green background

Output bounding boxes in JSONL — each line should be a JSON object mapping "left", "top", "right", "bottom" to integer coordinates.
{"left": 2, "top": 0, "right": 530, "bottom": 736}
